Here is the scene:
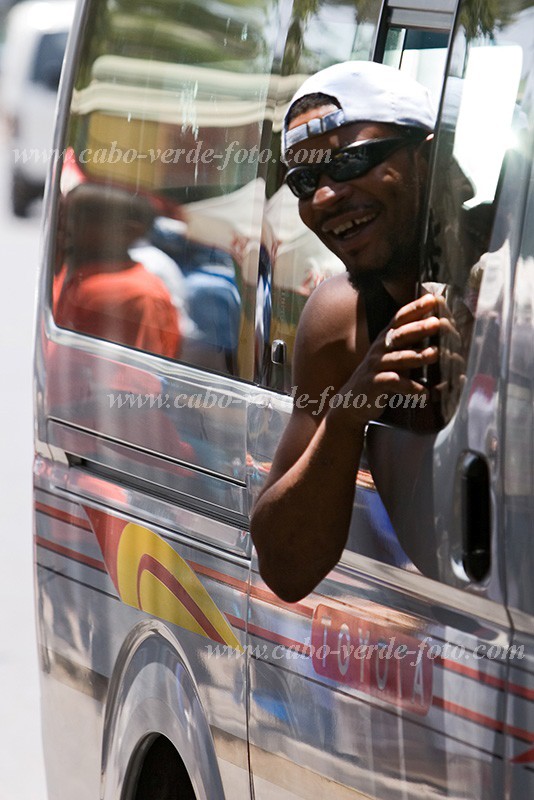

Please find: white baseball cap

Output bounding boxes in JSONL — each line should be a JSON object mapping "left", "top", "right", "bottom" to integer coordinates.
{"left": 282, "top": 61, "right": 436, "bottom": 158}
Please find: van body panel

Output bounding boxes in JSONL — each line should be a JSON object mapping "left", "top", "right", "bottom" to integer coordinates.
{"left": 248, "top": 556, "right": 509, "bottom": 799}
{"left": 46, "top": 419, "right": 249, "bottom": 529}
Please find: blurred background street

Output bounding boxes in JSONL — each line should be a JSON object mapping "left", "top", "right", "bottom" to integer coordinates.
{"left": 0, "top": 118, "right": 48, "bottom": 798}
{"left": 0, "top": 1, "right": 71, "bottom": 794}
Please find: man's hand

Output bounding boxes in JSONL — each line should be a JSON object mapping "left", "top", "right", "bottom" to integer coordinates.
{"left": 335, "top": 293, "right": 440, "bottom": 427}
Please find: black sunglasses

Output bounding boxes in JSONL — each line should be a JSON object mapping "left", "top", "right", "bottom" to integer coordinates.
{"left": 285, "top": 136, "right": 421, "bottom": 199}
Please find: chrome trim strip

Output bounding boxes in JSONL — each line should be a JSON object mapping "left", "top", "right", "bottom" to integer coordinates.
{"left": 35, "top": 462, "right": 251, "bottom": 557}
{"left": 48, "top": 418, "right": 245, "bottom": 486}
{"left": 47, "top": 421, "right": 250, "bottom": 530}
{"left": 290, "top": 551, "right": 510, "bottom": 628}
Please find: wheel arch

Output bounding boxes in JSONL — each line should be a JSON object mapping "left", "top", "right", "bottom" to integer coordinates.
{"left": 101, "top": 619, "right": 226, "bottom": 800}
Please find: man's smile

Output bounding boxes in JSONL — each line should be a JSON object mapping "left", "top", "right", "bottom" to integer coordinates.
{"left": 321, "top": 207, "right": 380, "bottom": 242}
{"left": 329, "top": 212, "right": 378, "bottom": 238}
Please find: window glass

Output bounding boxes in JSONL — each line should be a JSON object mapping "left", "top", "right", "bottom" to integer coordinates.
{"left": 53, "top": 0, "right": 279, "bottom": 380}
{"left": 422, "top": 6, "right": 533, "bottom": 425}
{"left": 258, "top": 0, "right": 383, "bottom": 389}
{"left": 384, "top": 27, "right": 448, "bottom": 102}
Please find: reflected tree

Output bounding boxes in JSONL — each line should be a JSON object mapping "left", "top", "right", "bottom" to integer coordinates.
{"left": 282, "top": 0, "right": 378, "bottom": 74}
{"left": 459, "top": 0, "right": 530, "bottom": 40}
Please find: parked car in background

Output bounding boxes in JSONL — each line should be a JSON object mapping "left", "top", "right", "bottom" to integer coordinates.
{"left": 1, "top": 0, "right": 74, "bottom": 216}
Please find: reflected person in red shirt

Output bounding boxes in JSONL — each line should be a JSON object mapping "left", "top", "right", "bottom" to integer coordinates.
{"left": 54, "top": 184, "right": 181, "bottom": 359}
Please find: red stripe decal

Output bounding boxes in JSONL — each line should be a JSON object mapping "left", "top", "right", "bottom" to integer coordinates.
{"left": 506, "top": 682, "right": 534, "bottom": 702}
{"left": 438, "top": 656, "right": 534, "bottom": 702}
{"left": 433, "top": 697, "right": 534, "bottom": 745}
{"left": 432, "top": 696, "right": 505, "bottom": 734}
{"left": 226, "top": 613, "right": 246, "bottom": 631}
{"left": 35, "top": 535, "right": 106, "bottom": 572}
{"left": 249, "top": 585, "right": 315, "bottom": 618}
{"left": 504, "top": 722, "right": 534, "bottom": 745}
{"left": 190, "top": 561, "right": 314, "bottom": 618}
{"left": 437, "top": 657, "right": 506, "bottom": 691}
{"left": 189, "top": 561, "right": 248, "bottom": 594}
{"left": 247, "top": 621, "right": 311, "bottom": 655}
{"left": 35, "top": 501, "right": 92, "bottom": 531}
{"left": 512, "top": 745, "right": 534, "bottom": 764}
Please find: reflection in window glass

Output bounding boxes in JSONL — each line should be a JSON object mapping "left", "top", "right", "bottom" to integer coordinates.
{"left": 384, "top": 27, "right": 448, "bottom": 103}
{"left": 53, "top": 0, "right": 280, "bottom": 378}
{"left": 281, "top": 0, "right": 379, "bottom": 76}
{"left": 53, "top": 184, "right": 182, "bottom": 358}
{"left": 261, "top": 0, "right": 382, "bottom": 390}
{"left": 424, "top": 6, "right": 534, "bottom": 425}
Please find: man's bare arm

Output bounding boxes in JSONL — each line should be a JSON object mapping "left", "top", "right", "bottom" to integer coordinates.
{"left": 251, "top": 285, "right": 440, "bottom": 602}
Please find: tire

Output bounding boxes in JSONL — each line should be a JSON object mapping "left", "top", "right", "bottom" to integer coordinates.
{"left": 133, "top": 736, "right": 196, "bottom": 800}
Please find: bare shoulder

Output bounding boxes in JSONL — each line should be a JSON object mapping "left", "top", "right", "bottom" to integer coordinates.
{"left": 293, "top": 273, "right": 361, "bottom": 399}
{"left": 298, "top": 272, "right": 356, "bottom": 333}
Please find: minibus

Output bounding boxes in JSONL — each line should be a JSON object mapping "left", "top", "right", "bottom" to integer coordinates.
{"left": 34, "top": 0, "right": 534, "bottom": 797}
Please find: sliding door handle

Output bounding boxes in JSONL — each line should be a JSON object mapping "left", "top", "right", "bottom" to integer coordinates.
{"left": 461, "top": 451, "right": 491, "bottom": 582}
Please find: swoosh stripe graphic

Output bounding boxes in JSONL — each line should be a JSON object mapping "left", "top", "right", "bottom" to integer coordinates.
{"left": 117, "top": 522, "right": 242, "bottom": 650}
{"left": 35, "top": 504, "right": 245, "bottom": 645}
{"left": 82, "top": 509, "right": 242, "bottom": 651}
{"left": 137, "top": 554, "right": 227, "bottom": 645}
{"left": 84, "top": 507, "right": 125, "bottom": 589}
{"left": 137, "top": 568, "right": 210, "bottom": 640}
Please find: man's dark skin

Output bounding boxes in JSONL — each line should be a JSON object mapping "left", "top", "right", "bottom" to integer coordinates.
{"left": 250, "top": 103, "right": 441, "bottom": 602}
